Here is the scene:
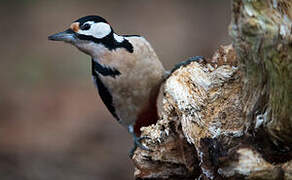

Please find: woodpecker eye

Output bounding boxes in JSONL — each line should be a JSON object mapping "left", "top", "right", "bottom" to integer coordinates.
{"left": 80, "top": 23, "right": 91, "bottom": 30}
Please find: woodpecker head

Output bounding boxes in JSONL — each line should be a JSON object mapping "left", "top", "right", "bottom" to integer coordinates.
{"left": 48, "top": 15, "right": 132, "bottom": 57}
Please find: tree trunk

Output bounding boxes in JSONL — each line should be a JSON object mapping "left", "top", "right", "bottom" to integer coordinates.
{"left": 132, "top": 0, "right": 292, "bottom": 179}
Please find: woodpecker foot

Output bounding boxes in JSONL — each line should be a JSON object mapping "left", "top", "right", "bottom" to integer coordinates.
{"left": 128, "top": 125, "right": 152, "bottom": 158}
{"left": 129, "top": 136, "right": 152, "bottom": 158}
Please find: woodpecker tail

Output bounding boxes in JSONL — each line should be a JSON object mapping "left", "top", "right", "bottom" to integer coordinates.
{"left": 170, "top": 56, "right": 206, "bottom": 74}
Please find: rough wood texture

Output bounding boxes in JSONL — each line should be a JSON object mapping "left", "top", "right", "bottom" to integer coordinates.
{"left": 132, "top": 0, "right": 292, "bottom": 179}
{"left": 230, "top": 0, "right": 292, "bottom": 146}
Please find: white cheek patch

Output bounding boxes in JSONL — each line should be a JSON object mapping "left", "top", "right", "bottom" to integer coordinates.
{"left": 78, "top": 22, "right": 111, "bottom": 39}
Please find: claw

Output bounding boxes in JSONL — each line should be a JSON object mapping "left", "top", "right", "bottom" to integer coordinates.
{"left": 137, "top": 136, "right": 151, "bottom": 141}
{"left": 129, "top": 135, "right": 152, "bottom": 158}
{"left": 128, "top": 125, "right": 152, "bottom": 158}
{"left": 135, "top": 136, "right": 151, "bottom": 151}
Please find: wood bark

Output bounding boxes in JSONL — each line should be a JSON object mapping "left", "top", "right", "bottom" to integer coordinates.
{"left": 132, "top": 0, "right": 292, "bottom": 179}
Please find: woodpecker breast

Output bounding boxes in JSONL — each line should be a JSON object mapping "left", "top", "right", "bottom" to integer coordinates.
{"left": 91, "top": 36, "right": 165, "bottom": 135}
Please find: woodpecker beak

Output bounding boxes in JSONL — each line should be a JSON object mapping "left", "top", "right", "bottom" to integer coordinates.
{"left": 48, "top": 29, "right": 76, "bottom": 43}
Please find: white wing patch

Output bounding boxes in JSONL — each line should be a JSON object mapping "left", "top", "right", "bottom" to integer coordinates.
{"left": 113, "top": 33, "right": 124, "bottom": 43}
{"left": 78, "top": 21, "right": 111, "bottom": 39}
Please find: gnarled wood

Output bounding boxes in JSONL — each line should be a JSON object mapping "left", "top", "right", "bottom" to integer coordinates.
{"left": 230, "top": 0, "right": 292, "bottom": 147}
{"left": 132, "top": 0, "right": 292, "bottom": 179}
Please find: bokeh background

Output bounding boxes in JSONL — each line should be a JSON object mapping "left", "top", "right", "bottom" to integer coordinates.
{"left": 0, "top": 0, "right": 231, "bottom": 179}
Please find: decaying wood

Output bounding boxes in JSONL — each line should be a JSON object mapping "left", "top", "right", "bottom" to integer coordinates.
{"left": 132, "top": 0, "right": 292, "bottom": 179}
{"left": 231, "top": 0, "right": 292, "bottom": 146}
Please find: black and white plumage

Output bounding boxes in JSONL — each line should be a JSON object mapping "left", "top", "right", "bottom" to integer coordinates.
{"left": 49, "top": 15, "right": 165, "bottom": 157}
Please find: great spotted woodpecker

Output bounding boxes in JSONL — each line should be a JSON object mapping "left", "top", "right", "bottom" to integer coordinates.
{"left": 48, "top": 15, "right": 165, "bottom": 157}
{"left": 48, "top": 15, "right": 205, "bottom": 157}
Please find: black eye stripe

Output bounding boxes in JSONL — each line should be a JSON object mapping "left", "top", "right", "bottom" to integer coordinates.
{"left": 80, "top": 23, "right": 91, "bottom": 30}
{"left": 75, "top": 33, "right": 134, "bottom": 53}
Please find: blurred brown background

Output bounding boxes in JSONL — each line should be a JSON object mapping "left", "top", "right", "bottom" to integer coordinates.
{"left": 0, "top": 0, "right": 231, "bottom": 179}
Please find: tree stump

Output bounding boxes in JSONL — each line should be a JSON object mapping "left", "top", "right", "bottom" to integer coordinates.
{"left": 132, "top": 0, "right": 292, "bottom": 179}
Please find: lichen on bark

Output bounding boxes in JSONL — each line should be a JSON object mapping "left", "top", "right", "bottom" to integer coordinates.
{"left": 132, "top": 0, "right": 292, "bottom": 179}
{"left": 230, "top": 0, "right": 292, "bottom": 146}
